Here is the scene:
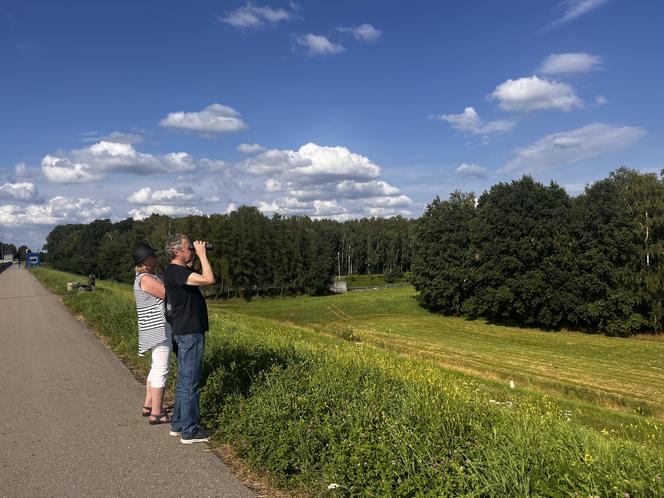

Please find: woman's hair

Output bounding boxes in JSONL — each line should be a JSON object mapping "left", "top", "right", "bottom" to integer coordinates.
{"left": 165, "top": 233, "right": 187, "bottom": 260}
{"left": 135, "top": 262, "right": 151, "bottom": 274}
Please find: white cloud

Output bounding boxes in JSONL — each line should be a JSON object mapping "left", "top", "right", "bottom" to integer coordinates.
{"left": 456, "top": 163, "right": 489, "bottom": 179}
{"left": 595, "top": 95, "right": 608, "bottom": 106}
{"left": 502, "top": 123, "right": 646, "bottom": 173}
{"left": 14, "top": 162, "right": 38, "bottom": 179}
{"left": 41, "top": 142, "right": 196, "bottom": 183}
{"left": 335, "top": 180, "right": 400, "bottom": 198}
{"left": 0, "top": 196, "right": 111, "bottom": 227}
{"left": 490, "top": 76, "right": 582, "bottom": 111}
{"left": 265, "top": 178, "right": 282, "bottom": 192}
{"left": 433, "top": 106, "right": 516, "bottom": 135}
{"left": 229, "top": 142, "right": 412, "bottom": 219}
{"left": 241, "top": 143, "right": 381, "bottom": 183}
{"left": 544, "top": 0, "right": 609, "bottom": 30}
{"left": 295, "top": 34, "right": 345, "bottom": 56}
{"left": 41, "top": 155, "right": 104, "bottom": 183}
{"left": 539, "top": 53, "right": 602, "bottom": 75}
{"left": 338, "top": 23, "right": 382, "bottom": 42}
{"left": 128, "top": 205, "right": 204, "bottom": 221}
{"left": 126, "top": 187, "right": 201, "bottom": 205}
{"left": 100, "top": 131, "right": 144, "bottom": 144}
{"left": 237, "top": 143, "right": 266, "bottom": 154}
{"left": 0, "top": 182, "right": 42, "bottom": 202}
{"left": 220, "top": 3, "right": 295, "bottom": 29}
{"left": 159, "top": 103, "right": 248, "bottom": 135}
{"left": 200, "top": 158, "right": 231, "bottom": 173}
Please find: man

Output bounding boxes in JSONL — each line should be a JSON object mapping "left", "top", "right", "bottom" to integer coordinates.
{"left": 163, "top": 234, "right": 215, "bottom": 444}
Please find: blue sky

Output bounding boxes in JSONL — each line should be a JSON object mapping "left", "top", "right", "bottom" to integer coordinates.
{"left": 1, "top": 0, "right": 663, "bottom": 249}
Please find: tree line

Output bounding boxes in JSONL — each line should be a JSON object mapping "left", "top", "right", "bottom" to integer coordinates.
{"left": 43, "top": 167, "right": 664, "bottom": 336}
{"left": 412, "top": 168, "right": 664, "bottom": 336}
{"left": 45, "top": 207, "right": 414, "bottom": 297}
{"left": 0, "top": 242, "right": 32, "bottom": 261}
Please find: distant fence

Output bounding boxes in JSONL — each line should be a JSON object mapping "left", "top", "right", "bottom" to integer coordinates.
{"left": 347, "top": 283, "right": 412, "bottom": 292}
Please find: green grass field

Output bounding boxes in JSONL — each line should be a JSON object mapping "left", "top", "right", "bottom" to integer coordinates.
{"left": 32, "top": 267, "right": 664, "bottom": 496}
{"left": 213, "top": 287, "right": 664, "bottom": 425}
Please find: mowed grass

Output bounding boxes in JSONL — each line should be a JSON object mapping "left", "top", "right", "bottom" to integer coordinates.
{"left": 213, "top": 287, "right": 664, "bottom": 425}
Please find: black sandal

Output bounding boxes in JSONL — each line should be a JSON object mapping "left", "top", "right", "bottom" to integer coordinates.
{"left": 142, "top": 406, "right": 152, "bottom": 417}
{"left": 149, "top": 413, "right": 171, "bottom": 425}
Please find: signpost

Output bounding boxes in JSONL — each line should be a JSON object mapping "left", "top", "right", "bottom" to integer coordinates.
{"left": 26, "top": 252, "right": 41, "bottom": 269}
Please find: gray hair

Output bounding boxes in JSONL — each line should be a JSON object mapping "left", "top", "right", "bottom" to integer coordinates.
{"left": 165, "top": 234, "right": 188, "bottom": 260}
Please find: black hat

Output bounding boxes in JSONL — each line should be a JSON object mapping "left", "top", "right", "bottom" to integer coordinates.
{"left": 132, "top": 243, "right": 156, "bottom": 265}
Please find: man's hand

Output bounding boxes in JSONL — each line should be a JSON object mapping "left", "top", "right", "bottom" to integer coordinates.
{"left": 186, "top": 240, "right": 215, "bottom": 286}
{"left": 192, "top": 240, "right": 208, "bottom": 259}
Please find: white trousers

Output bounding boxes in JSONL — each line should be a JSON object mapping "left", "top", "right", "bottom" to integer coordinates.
{"left": 146, "top": 339, "right": 172, "bottom": 388}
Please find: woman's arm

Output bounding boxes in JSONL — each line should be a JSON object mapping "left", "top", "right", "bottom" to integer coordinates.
{"left": 140, "top": 274, "right": 166, "bottom": 300}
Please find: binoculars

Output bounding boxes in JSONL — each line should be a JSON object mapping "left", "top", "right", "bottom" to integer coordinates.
{"left": 188, "top": 243, "right": 214, "bottom": 251}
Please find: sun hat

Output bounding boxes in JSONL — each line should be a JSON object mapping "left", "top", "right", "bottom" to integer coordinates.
{"left": 132, "top": 243, "right": 157, "bottom": 265}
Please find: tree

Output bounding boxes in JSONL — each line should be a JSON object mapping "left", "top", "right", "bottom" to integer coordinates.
{"left": 411, "top": 192, "right": 476, "bottom": 315}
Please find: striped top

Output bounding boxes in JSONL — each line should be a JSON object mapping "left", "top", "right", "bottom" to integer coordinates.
{"left": 133, "top": 272, "right": 171, "bottom": 355}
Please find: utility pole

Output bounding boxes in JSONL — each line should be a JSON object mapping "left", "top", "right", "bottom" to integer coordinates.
{"left": 337, "top": 251, "right": 341, "bottom": 280}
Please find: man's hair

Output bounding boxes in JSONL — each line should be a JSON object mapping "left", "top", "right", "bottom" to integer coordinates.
{"left": 165, "top": 234, "right": 187, "bottom": 260}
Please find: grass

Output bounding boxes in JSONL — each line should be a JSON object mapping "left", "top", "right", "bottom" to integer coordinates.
{"left": 342, "top": 273, "right": 409, "bottom": 288}
{"left": 213, "top": 287, "right": 664, "bottom": 425}
{"left": 31, "top": 267, "right": 664, "bottom": 497}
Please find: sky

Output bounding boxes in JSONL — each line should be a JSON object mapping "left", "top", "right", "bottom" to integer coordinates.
{"left": 1, "top": 0, "right": 663, "bottom": 249}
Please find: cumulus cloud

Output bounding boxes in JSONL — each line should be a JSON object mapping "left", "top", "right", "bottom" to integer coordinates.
{"left": 0, "top": 182, "right": 43, "bottom": 202}
{"left": 128, "top": 205, "right": 204, "bottom": 221}
{"left": 241, "top": 142, "right": 411, "bottom": 219}
{"left": 237, "top": 143, "right": 266, "bottom": 154}
{"left": 240, "top": 143, "right": 380, "bottom": 182}
{"left": 295, "top": 34, "right": 345, "bottom": 56}
{"left": 126, "top": 187, "right": 202, "bottom": 205}
{"left": 41, "top": 141, "right": 196, "bottom": 183}
{"left": 220, "top": 3, "right": 295, "bottom": 29}
{"left": 490, "top": 76, "right": 582, "bottom": 112}
{"left": 539, "top": 52, "right": 602, "bottom": 75}
{"left": 41, "top": 156, "right": 104, "bottom": 183}
{"left": 159, "top": 103, "right": 248, "bottom": 135}
{"left": 544, "top": 0, "right": 609, "bottom": 30}
{"left": 338, "top": 23, "right": 382, "bottom": 42}
{"left": 433, "top": 107, "right": 516, "bottom": 135}
{"left": 0, "top": 197, "right": 111, "bottom": 227}
{"left": 502, "top": 123, "right": 646, "bottom": 173}
{"left": 456, "top": 163, "right": 489, "bottom": 179}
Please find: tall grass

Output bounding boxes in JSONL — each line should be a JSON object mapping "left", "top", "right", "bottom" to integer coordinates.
{"left": 33, "top": 267, "right": 664, "bottom": 497}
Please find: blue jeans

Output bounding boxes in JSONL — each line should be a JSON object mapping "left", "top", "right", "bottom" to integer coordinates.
{"left": 171, "top": 333, "right": 205, "bottom": 438}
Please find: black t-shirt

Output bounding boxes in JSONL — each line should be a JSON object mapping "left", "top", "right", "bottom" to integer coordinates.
{"left": 163, "top": 264, "right": 209, "bottom": 335}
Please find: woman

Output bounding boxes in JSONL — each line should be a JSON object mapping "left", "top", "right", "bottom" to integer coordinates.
{"left": 132, "top": 243, "right": 172, "bottom": 424}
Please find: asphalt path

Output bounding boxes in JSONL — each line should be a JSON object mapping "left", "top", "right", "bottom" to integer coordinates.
{"left": 0, "top": 266, "right": 255, "bottom": 497}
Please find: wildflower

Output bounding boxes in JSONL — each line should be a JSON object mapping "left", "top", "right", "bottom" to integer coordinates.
{"left": 328, "top": 483, "right": 339, "bottom": 490}
{"left": 509, "top": 380, "right": 515, "bottom": 389}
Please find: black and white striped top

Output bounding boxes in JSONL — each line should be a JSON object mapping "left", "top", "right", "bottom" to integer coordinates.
{"left": 134, "top": 272, "right": 171, "bottom": 355}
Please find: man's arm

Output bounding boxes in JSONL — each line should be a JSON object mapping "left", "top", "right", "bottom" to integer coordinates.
{"left": 186, "top": 240, "right": 216, "bottom": 286}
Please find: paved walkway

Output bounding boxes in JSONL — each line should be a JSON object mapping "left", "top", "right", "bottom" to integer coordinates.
{"left": 0, "top": 266, "right": 255, "bottom": 497}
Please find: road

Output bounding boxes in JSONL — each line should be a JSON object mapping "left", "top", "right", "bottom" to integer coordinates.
{"left": 0, "top": 265, "right": 255, "bottom": 497}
